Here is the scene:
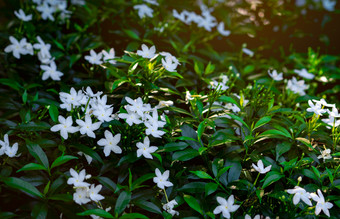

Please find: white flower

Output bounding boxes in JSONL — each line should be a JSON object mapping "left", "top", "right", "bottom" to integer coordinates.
{"left": 318, "top": 149, "right": 332, "bottom": 161}
{"left": 145, "top": 122, "right": 165, "bottom": 138}
{"left": 118, "top": 110, "right": 143, "bottom": 126}
{"left": 136, "top": 136, "right": 158, "bottom": 159}
{"left": 312, "top": 99, "right": 335, "bottom": 108}
{"left": 60, "top": 87, "right": 84, "bottom": 110}
{"left": 153, "top": 168, "right": 173, "bottom": 189}
{"left": 162, "top": 56, "right": 178, "bottom": 72}
{"left": 5, "top": 143, "right": 19, "bottom": 158}
{"left": 156, "top": 100, "right": 174, "bottom": 109}
{"left": 294, "top": 68, "right": 315, "bottom": 80}
{"left": 306, "top": 100, "right": 326, "bottom": 115}
{"left": 133, "top": 4, "right": 153, "bottom": 18}
{"left": 76, "top": 115, "right": 102, "bottom": 138}
{"left": 252, "top": 160, "right": 272, "bottom": 174}
{"left": 185, "top": 91, "right": 194, "bottom": 101}
{"left": 286, "top": 77, "right": 309, "bottom": 96}
{"left": 73, "top": 188, "right": 91, "bottom": 205}
{"left": 93, "top": 107, "right": 113, "bottom": 122}
{"left": 36, "top": 2, "right": 56, "bottom": 21}
{"left": 125, "top": 97, "right": 146, "bottom": 117}
{"left": 209, "top": 80, "right": 229, "bottom": 91}
{"left": 77, "top": 152, "right": 93, "bottom": 164}
{"left": 310, "top": 189, "right": 333, "bottom": 217}
{"left": 50, "top": 116, "right": 79, "bottom": 140}
{"left": 145, "top": 109, "right": 166, "bottom": 128}
{"left": 88, "top": 184, "right": 105, "bottom": 202}
{"left": 137, "top": 44, "right": 156, "bottom": 59}
{"left": 327, "top": 107, "right": 340, "bottom": 118}
{"left": 268, "top": 69, "right": 283, "bottom": 81}
{"left": 213, "top": 195, "right": 240, "bottom": 219}
{"left": 84, "top": 86, "right": 103, "bottom": 98}
{"left": 159, "top": 52, "right": 180, "bottom": 65}
{"left": 323, "top": 0, "right": 336, "bottom": 11}
{"left": 97, "top": 130, "right": 122, "bottom": 156}
{"left": 33, "top": 36, "right": 52, "bottom": 62}
{"left": 163, "top": 199, "right": 179, "bottom": 216}
{"left": 14, "top": 9, "right": 32, "bottom": 21}
{"left": 40, "top": 61, "right": 64, "bottom": 81}
{"left": 67, "top": 168, "right": 90, "bottom": 187}
{"left": 322, "top": 115, "right": 340, "bottom": 129}
{"left": 4, "top": 36, "right": 30, "bottom": 59}
{"left": 242, "top": 48, "right": 254, "bottom": 57}
{"left": 245, "top": 215, "right": 260, "bottom": 219}
{"left": 85, "top": 50, "right": 103, "bottom": 65}
{"left": 286, "top": 186, "right": 312, "bottom": 206}
{"left": 102, "top": 48, "right": 116, "bottom": 64}
{"left": 0, "top": 134, "right": 10, "bottom": 156}
{"left": 217, "top": 22, "right": 231, "bottom": 36}
{"left": 144, "top": 0, "right": 159, "bottom": 5}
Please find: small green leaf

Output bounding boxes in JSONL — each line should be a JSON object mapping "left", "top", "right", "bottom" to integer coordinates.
{"left": 262, "top": 172, "right": 284, "bottom": 189}
{"left": 218, "top": 96, "right": 240, "bottom": 108}
{"left": 172, "top": 148, "right": 199, "bottom": 161}
{"left": 51, "top": 155, "right": 78, "bottom": 169}
{"left": 17, "top": 163, "right": 47, "bottom": 173}
{"left": 163, "top": 142, "right": 188, "bottom": 152}
{"left": 184, "top": 194, "right": 203, "bottom": 215}
{"left": 114, "top": 190, "right": 131, "bottom": 215}
{"left": 243, "top": 65, "right": 255, "bottom": 74}
{"left": 131, "top": 173, "right": 154, "bottom": 191}
{"left": 311, "top": 166, "right": 321, "bottom": 179}
{"left": 275, "top": 142, "right": 291, "bottom": 160}
{"left": 205, "top": 182, "right": 218, "bottom": 196}
{"left": 26, "top": 144, "right": 49, "bottom": 169}
{"left": 190, "top": 171, "right": 213, "bottom": 180}
{"left": 134, "top": 200, "right": 162, "bottom": 215}
{"left": 22, "top": 90, "right": 28, "bottom": 104}
{"left": 123, "top": 29, "right": 140, "bottom": 40}
{"left": 253, "top": 116, "right": 271, "bottom": 130}
{"left": 48, "top": 104, "right": 59, "bottom": 122}
{"left": 205, "top": 62, "right": 215, "bottom": 75}
{"left": 1, "top": 177, "right": 43, "bottom": 198}
{"left": 217, "top": 166, "right": 232, "bottom": 178}
{"left": 197, "top": 121, "right": 206, "bottom": 141}
{"left": 194, "top": 61, "right": 204, "bottom": 76}
{"left": 77, "top": 209, "right": 114, "bottom": 218}
{"left": 119, "top": 213, "right": 148, "bottom": 219}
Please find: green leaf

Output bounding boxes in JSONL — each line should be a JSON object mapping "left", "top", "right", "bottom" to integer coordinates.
{"left": 97, "top": 176, "right": 117, "bottom": 192}
{"left": 302, "top": 169, "right": 319, "bottom": 181}
{"left": 227, "top": 113, "right": 249, "bottom": 130}
{"left": 172, "top": 148, "right": 199, "bottom": 161}
{"left": 205, "top": 182, "right": 218, "bottom": 196}
{"left": 31, "top": 202, "right": 48, "bottom": 219}
{"left": 190, "top": 171, "right": 213, "bottom": 180}
{"left": 178, "top": 182, "right": 206, "bottom": 193}
{"left": 244, "top": 65, "right": 255, "bottom": 74}
{"left": 123, "top": 29, "right": 140, "bottom": 40}
{"left": 184, "top": 194, "right": 203, "bottom": 215}
{"left": 48, "top": 104, "right": 59, "bottom": 122}
{"left": 0, "top": 78, "right": 22, "bottom": 91}
{"left": 51, "top": 155, "right": 78, "bottom": 169}
{"left": 163, "top": 142, "right": 188, "bottom": 152}
{"left": 17, "top": 163, "right": 47, "bottom": 173}
{"left": 197, "top": 121, "right": 206, "bottom": 141}
{"left": 77, "top": 209, "right": 113, "bottom": 218}
{"left": 114, "top": 190, "right": 131, "bottom": 215}
{"left": 22, "top": 90, "right": 28, "bottom": 104}
{"left": 275, "top": 142, "right": 291, "bottom": 160}
{"left": 259, "top": 129, "right": 291, "bottom": 139}
{"left": 204, "top": 62, "right": 215, "bottom": 75}
{"left": 217, "top": 166, "right": 232, "bottom": 179}
{"left": 262, "top": 172, "right": 284, "bottom": 189}
{"left": 52, "top": 39, "right": 65, "bottom": 51}
{"left": 1, "top": 177, "right": 43, "bottom": 198}
{"left": 169, "top": 107, "right": 193, "bottom": 117}
{"left": 311, "top": 166, "right": 321, "bottom": 179}
{"left": 26, "top": 144, "right": 49, "bottom": 169}
{"left": 131, "top": 173, "right": 154, "bottom": 191}
{"left": 119, "top": 213, "right": 148, "bottom": 219}
{"left": 253, "top": 116, "right": 271, "bottom": 130}
{"left": 134, "top": 200, "right": 162, "bottom": 215}
{"left": 218, "top": 96, "right": 240, "bottom": 108}
{"left": 296, "top": 137, "right": 317, "bottom": 152}
{"left": 16, "top": 121, "right": 51, "bottom": 131}
{"left": 72, "top": 143, "right": 104, "bottom": 164}
{"left": 194, "top": 61, "right": 204, "bottom": 76}
{"left": 48, "top": 194, "right": 72, "bottom": 202}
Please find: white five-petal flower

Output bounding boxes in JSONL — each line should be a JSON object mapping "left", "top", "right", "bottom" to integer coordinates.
{"left": 85, "top": 50, "right": 103, "bottom": 65}
{"left": 67, "top": 168, "right": 90, "bottom": 187}
{"left": 14, "top": 9, "right": 32, "bottom": 21}
{"left": 76, "top": 115, "right": 102, "bottom": 138}
{"left": 50, "top": 116, "right": 79, "bottom": 140}
{"left": 136, "top": 136, "right": 158, "bottom": 159}
{"left": 213, "top": 195, "right": 240, "bottom": 219}
{"left": 40, "top": 61, "right": 64, "bottom": 81}
{"left": 153, "top": 168, "right": 173, "bottom": 189}
{"left": 286, "top": 186, "right": 312, "bottom": 206}
{"left": 137, "top": 44, "right": 156, "bottom": 59}
{"left": 97, "top": 130, "right": 122, "bottom": 156}
{"left": 252, "top": 160, "right": 272, "bottom": 174}
{"left": 88, "top": 184, "right": 105, "bottom": 202}
{"left": 310, "top": 189, "right": 333, "bottom": 217}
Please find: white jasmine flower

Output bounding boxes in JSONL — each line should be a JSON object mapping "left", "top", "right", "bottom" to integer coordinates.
{"left": 163, "top": 199, "right": 179, "bottom": 216}
{"left": 306, "top": 100, "right": 326, "bottom": 115}
{"left": 162, "top": 56, "right": 178, "bottom": 72}
{"left": 67, "top": 168, "right": 90, "bottom": 187}
{"left": 36, "top": 2, "right": 56, "bottom": 21}
{"left": 252, "top": 160, "right": 271, "bottom": 174}
{"left": 145, "top": 110, "right": 166, "bottom": 128}
{"left": 124, "top": 97, "right": 146, "bottom": 116}
{"left": 84, "top": 86, "right": 103, "bottom": 98}
{"left": 318, "top": 149, "right": 332, "bottom": 161}
{"left": 93, "top": 107, "right": 113, "bottom": 122}
{"left": 286, "top": 77, "right": 309, "bottom": 96}
{"left": 76, "top": 115, "right": 102, "bottom": 138}
{"left": 137, "top": 44, "right": 156, "bottom": 59}
{"left": 77, "top": 152, "right": 93, "bottom": 164}
{"left": 156, "top": 100, "right": 174, "bottom": 109}
{"left": 323, "top": 0, "right": 336, "bottom": 11}
{"left": 327, "top": 107, "right": 340, "bottom": 118}
{"left": 245, "top": 215, "right": 260, "bottom": 219}
{"left": 286, "top": 186, "right": 312, "bottom": 206}
{"left": 88, "top": 184, "right": 104, "bottom": 202}
{"left": 294, "top": 68, "right": 315, "bottom": 80}
{"left": 185, "top": 91, "right": 194, "bottom": 101}
{"left": 312, "top": 99, "right": 335, "bottom": 108}
{"left": 85, "top": 50, "right": 103, "bottom": 65}
{"left": 60, "top": 87, "right": 84, "bottom": 109}
{"left": 268, "top": 69, "right": 283, "bottom": 81}
{"left": 0, "top": 134, "right": 10, "bottom": 156}
{"left": 145, "top": 122, "right": 165, "bottom": 138}
{"left": 5, "top": 143, "right": 20, "bottom": 158}
{"left": 173, "top": 9, "right": 186, "bottom": 22}
{"left": 213, "top": 195, "right": 240, "bottom": 219}
{"left": 310, "top": 189, "right": 333, "bottom": 217}
{"left": 73, "top": 188, "right": 91, "bottom": 205}
{"left": 97, "top": 130, "right": 122, "bottom": 156}
{"left": 136, "top": 136, "right": 158, "bottom": 159}
{"left": 159, "top": 52, "right": 180, "bottom": 65}
{"left": 144, "top": 0, "right": 159, "bottom": 5}
{"left": 322, "top": 115, "right": 340, "bottom": 129}
{"left": 153, "top": 168, "right": 173, "bottom": 189}
{"left": 196, "top": 13, "right": 217, "bottom": 32}
{"left": 40, "top": 61, "right": 64, "bottom": 81}
{"left": 102, "top": 48, "right": 116, "bottom": 64}
{"left": 14, "top": 9, "right": 32, "bottom": 21}
{"left": 33, "top": 36, "right": 52, "bottom": 62}
{"left": 50, "top": 115, "right": 79, "bottom": 140}
{"left": 242, "top": 48, "right": 254, "bottom": 57}
{"left": 118, "top": 110, "right": 143, "bottom": 126}
{"left": 209, "top": 80, "right": 229, "bottom": 91}
{"left": 217, "top": 22, "right": 231, "bottom": 36}
{"left": 133, "top": 4, "right": 153, "bottom": 18}
{"left": 4, "top": 36, "right": 31, "bottom": 59}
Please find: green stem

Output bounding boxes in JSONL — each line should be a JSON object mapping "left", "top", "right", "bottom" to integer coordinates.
{"left": 163, "top": 188, "right": 169, "bottom": 203}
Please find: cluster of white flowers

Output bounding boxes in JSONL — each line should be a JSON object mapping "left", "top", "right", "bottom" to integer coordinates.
{"left": 85, "top": 48, "right": 116, "bottom": 65}
{"left": 287, "top": 187, "right": 333, "bottom": 217}
{"left": 286, "top": 77, "right": 309, "bottom": 96}
{"left": 173, "top": 4, "right": 230, "bottom": 36}
{"left": 136, "top": 44, "right": 180, "bottom": 72}
{"left": 153, "top": 168, "right": 178, "bottom": 216}
{"left": 67, "top": 168, "right": 105, "bottom": 205}
{"left": 0, "top": 134, "right": 20, "bottom": 158}
{"left": 51, "top": 87, "right": 115, "bottom": 140}
{"left": 306, "top": 99, "right": 340, "bottom": 129}
{"left": 118, "top": 97, "right": 166, "bottom": 138}
{"left": 294, "top": 68, "right": 315, "bottom": 80}
{"left": 208, "top": 75, "right": 229, "bottom": 91}
{"left": 32, "top": 0, "right": 84, "bottom": 22}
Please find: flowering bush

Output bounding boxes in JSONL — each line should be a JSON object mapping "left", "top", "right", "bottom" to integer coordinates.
{"left": 1, "top": 0, "right": 340, "bottom": 218}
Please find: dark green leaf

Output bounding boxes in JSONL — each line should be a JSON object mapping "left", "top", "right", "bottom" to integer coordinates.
{"left": 172, "top": 148, "right": 199, "bottom": 161}
{"left": 114, "top": 190, "right": 131, "bottom": 215}
{"left": 17, "top": 163, "right": 47, "bottom": 173}
{"left": 262, "top": 172, "right": 284, "bottom": 189}
{"left": 1, "top": 177, "right": 43, "bottom": 198}
{"left": 26, "top": 144, "right": 49, "bottom": 169}
{"left": 77, "top": 209, "right": 113, "bottom": 218}
{"left": 48, "top": 104, "right": 59, "bottom": 122}
{"left": 184, "top": 194, "right": 203, "bottom": 215}
{"left": 51, "top": 155, "right": 78, "bottom": 169}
